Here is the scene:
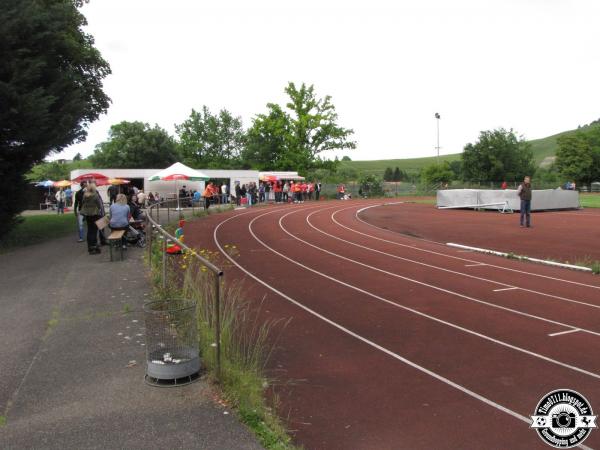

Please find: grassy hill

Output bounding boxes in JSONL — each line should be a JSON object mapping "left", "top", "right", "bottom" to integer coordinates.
{"left": 339, "top": 153, "right": 460, "bottom": 176}
{"left": 341, "top": 122, "right": 600, "bottom": 176}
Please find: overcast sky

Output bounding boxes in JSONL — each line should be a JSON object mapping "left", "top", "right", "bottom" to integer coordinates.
{"left": 54, "top": 0, "right": 600, "bottom": 162}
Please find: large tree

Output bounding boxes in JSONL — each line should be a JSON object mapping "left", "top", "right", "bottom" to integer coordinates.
{"left": 89, "top": 121, "right": 179, "bottom": 168}
{"left": 462, "top": 128, "right": 534, "bottom": 182}
{"left": 176, "top": 106, "right": 245, "bottom": 169}
{"left": 243, "top": 104, "right": 291, "bottom": 170}
{"left": 0, "top": 0, "right": 111, "bottom": 237}
{"left": 243, "top": 82, "right": 356, "bottom": 173}
{"left": 555, "top": 127, "right": 600, "bottom": 185}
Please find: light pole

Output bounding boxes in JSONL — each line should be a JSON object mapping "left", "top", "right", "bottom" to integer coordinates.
{"left": 434, "top": 112, "right": 441, "bottom": 163}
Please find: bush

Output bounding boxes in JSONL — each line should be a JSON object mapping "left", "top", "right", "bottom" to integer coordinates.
{"left": 358, "top": 174, "right": 383, "bottom": 197}
{"left": 420, "top": 162, "right": 454, "bottom": 185}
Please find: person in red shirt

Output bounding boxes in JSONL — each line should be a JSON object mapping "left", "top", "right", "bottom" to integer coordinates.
{"left": 307, "top": 182, "right": 314, "bottom": 201}
{"left": 337, "top": 184, "right": 345, "bottom": 200}
{"left": 301, "top": 182, "right": 308, "bottom": 202}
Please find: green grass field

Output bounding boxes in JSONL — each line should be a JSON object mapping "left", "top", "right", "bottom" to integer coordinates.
{"left": 341, "top": 122, "right": 600, "bottom": 176}
{"left": 0, "top": 214, "right": 75, "bottom": 253}
{"left": 580, "top": 193, "right": 600, "bottom": 208}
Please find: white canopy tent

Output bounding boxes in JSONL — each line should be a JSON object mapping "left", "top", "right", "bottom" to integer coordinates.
{"left": 149, "top": 162, "right": 209, "bottom": 210}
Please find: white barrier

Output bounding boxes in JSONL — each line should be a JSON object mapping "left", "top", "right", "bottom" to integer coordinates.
{"left": 436, "top": 189, "right": 579, "bottom": 211}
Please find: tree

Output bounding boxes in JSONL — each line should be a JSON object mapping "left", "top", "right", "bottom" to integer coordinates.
{"left": 0, "top": 0, "right": 111, "bottom": 237}
{"left": 449, "top": 160, "right": 463, "bottom": 180}
{"left": 462, "top": 128, "right": 534, "bottom": 182}
{"left": 341, "top": 155, "right": 352, "bottom": 161}
{"left": 243, "top": 104, "right": 292, "bottom": 170}
{"left": 243, "top": 82, "right": 356, "bottom": 173}
{"left": 393, "top": 167, "right": 403, "bottom": 181}
{"left": 285, "top": 82, "right": 356, "bottom": 160}
{"left": 26, "top": 158, "right": 92, "bottom": 182}
{"left": 421, "top": 162, "right": 454, "bottom": 185}
{"left": 73, "top": 152, "right": 82, "bottom": 161}
{"left": 555, "top": 127, "right": 600, "bottom": 185}
{"left": 89, "top": 121, "right": 179, "bottom": 168}
{"left": 358, "top": 174, "right": 384, "bottom": 197}
{"left": 26, "top": 161, "right": 71, "bottom": 182}
{"left": 383, "top": 167, "right": 394, "bottom": 181}
{"left": 176, "top": 106, "right": 245, "bottom": 169}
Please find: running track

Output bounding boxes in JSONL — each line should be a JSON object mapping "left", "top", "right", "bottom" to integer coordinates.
{"left": 186, "top": 201, "right": 600, "bottom": 450}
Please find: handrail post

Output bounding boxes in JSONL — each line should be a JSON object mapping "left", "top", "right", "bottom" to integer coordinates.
{"left": 214, "top": 273, "right": 221, "bottom": 381}
{"left": 146, "top": 214, "right": 152, "bottom": 268}
{"left": 162, "top": 238, "right": 167, "bottom": 290}
{"left": 167, "top": 202, "right": 170, "bottom": 222}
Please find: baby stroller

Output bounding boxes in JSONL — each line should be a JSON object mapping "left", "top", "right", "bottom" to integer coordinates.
{"left": 125, "top": 219, "right": 146, "bottom": 248}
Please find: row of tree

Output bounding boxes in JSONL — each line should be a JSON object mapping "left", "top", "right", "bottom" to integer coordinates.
{"left": 420, "top": 126, "right": 600, "bottom": 187}
{"left": 88, "top": 82, "right": 356, "bottom": 175}
{"left": 383, "top": 167, "right": 408, "bottom": 182}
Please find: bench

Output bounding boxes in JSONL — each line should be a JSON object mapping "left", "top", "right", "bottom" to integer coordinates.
{"left": 108, "top": 229, "right": 126, "bottom": 261}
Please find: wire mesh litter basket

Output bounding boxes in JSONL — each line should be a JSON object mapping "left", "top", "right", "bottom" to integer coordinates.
{"left": 143, "top": 299, "right": 200, "bottom": 386}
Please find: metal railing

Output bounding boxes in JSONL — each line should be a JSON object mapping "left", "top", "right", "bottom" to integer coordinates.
{"left": 145, "top": 197, "right": 223, "bottom": 380}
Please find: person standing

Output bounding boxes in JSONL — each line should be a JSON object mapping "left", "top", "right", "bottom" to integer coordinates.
{"left": 315, "top": 181, "right": 322, "bottom": 201}
{"left": 517, "top": 176, "right": 532, "bottom": 228}
{"left": 234, "top": 182, "right": 241, "bottom": 206}
{"left": 137, "top": 190, "right": 147, "bottom": 208}
{"left": 107, "top": 184, "right": 117, "bottom": 204}
{"left": 221, "top": 182, "right": 228, "bottom": 204}
{"left": 282, "top": 182, "right": 289, "bottom": 203}
{"left": 73, "top": 181, "right": 87, "bottom": 242}
{"left": 65, "top": 187, "right": 73, "bottom": 207}
{"left": 203, "top": 183, "right": 213, "bottom": 210}
{"left": 80, "top": 182, "right": 104, "bottom": 254}
{"left": 55, "top": 189, "right": 66, "bottom": 214}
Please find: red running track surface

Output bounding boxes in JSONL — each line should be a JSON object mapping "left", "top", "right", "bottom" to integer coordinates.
{"left": 184, "top": 201, "right": 600, "bottom": 450}
{"left": 359, "top": 201, "right": 600, "bottom": 263}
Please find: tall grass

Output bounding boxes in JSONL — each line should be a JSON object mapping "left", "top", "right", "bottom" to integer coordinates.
{"left": 181, "top": 261, "right": 294, "bottom": 448}
{"left": 146, "top": 238, "right": 296, "bottom": 449}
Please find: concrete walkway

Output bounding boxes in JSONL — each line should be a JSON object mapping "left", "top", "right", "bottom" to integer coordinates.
{"left": 0, "top": 234, "right": 262, "bottom": 449}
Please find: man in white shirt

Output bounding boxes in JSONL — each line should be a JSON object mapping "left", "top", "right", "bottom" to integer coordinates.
{"left": 221, "top": 182, "right": 228, "bottom": 204}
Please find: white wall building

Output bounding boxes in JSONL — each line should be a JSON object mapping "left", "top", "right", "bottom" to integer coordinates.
{"left": 69, "top": 168, "right": 259, "bottom": 202}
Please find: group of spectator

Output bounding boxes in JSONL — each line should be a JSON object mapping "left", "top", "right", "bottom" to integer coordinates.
{"left": 74, "top": 180, "right": 147, "bottom": 255}
{"left": 232, "top": 180, "right": 323, "bottom": 206}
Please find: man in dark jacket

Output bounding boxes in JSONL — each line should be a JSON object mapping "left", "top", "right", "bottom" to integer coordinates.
{"left": 517, "top": 176, "right": 532, "bottom": 228}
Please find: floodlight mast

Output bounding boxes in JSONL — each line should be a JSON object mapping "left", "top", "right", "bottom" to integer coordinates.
{"left": 434, "top": 112, "right": 441, "bottom": 163}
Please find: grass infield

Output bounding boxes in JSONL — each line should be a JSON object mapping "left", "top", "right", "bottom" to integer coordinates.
{"left": 580, "top": 193, "right": 600, "bottom": 208}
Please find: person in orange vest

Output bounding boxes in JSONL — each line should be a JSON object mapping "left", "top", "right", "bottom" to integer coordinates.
{"left": 301, "top": 181, "right": 308, "bottom": 202}
{"left": 293, "top": 181, "right": 302, "bottom": 203}
{"left": 203, "top": 182, "right": 213, "bottom": 210}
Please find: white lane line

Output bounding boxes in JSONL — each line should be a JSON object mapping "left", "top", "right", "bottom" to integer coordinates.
{"left": 212, "top": 212, "right": 572, "bottom": 439}
{"left": 346, "top": 205, "right": 600, "bottom": 291}
{"left": 282, "top": 209, "right": 600, "bottom": 339}
{"left": 493, "top": 287, "right": 519, "bottom": 292}
{"left": 303, "top": 207, "right": 600, "bottom": 311}
{"left": 249, "top": 208, "right": 600, "bottom": 381}
{"left": 465, "top": 263, "right": 487, "bottom": 267}
{"left": 448, "top": 243, "right": 593, "bottom": 273}
{"left": 549, "top": 329, "right": 581, "bottom": 337}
